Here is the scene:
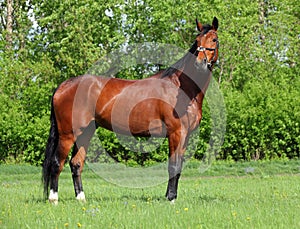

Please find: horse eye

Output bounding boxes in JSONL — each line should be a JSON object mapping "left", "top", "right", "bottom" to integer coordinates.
{"left": 212, "top": 38, "right": 218, "bottom": 42}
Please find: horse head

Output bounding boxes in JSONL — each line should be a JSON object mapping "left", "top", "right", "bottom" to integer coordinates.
{"left": 194, "top": 17, "right": 219, "bottom": 71}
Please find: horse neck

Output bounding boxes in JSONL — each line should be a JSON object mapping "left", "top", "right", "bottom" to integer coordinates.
{"left": 161, "top": 46, "right": 212, "bottom": 101}
{"left": 177, "top": 54, "right": 212, "bottom": 101}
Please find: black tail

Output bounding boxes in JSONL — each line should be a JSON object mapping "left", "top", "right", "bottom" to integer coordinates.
{"left": 42, "top": 94, "right": 59, "bottom": 198}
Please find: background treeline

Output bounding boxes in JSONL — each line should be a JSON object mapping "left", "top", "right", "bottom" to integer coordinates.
{"left": 0, "top": 0, "right": 299, "bottom": 165}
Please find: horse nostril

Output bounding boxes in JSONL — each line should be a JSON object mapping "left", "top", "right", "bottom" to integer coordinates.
{"left": 203, "top": 58, "right": 207, "bottom": 64}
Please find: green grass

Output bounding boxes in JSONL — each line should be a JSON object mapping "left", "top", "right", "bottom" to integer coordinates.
{"left": 0, "top": 160, "right": 300, "bottom": 228}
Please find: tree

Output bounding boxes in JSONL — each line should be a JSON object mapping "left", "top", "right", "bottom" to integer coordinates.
{"left": 0, "top": 0, "right": 299, "bottom": 164}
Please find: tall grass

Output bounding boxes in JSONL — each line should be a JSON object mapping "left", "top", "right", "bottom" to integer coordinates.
{"left": 0, "top": 160, "right": 299, "bottom": 228}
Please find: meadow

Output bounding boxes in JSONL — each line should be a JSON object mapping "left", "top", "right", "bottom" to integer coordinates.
{"left": 0, "top": 160, "right": 300, "bottom": 229}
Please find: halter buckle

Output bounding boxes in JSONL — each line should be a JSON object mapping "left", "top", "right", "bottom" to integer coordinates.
{"left": 197, "top": 46, "right": 205, "bottom": 52}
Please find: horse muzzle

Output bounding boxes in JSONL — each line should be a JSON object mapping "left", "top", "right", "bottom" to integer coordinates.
{"left": 194, "top": 58, "right": 209, "bottom": 71}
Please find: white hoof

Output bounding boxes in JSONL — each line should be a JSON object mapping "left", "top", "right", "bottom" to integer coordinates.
{"left": 76, "top": 192, "right": 86, "bottom": 202}
{"left": 49, "top": 189, "right": 58, "bottom": 205}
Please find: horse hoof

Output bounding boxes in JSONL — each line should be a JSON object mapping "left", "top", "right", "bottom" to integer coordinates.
{"left": 166, "top": 193, "right": 177, "bottom": 202}
{"left": 49, "top": 190, "right": 58, "bottom": 205}
{"left": 166, "top": 196, "right": 176, "bottom": 204}
{"left": 76, "top": 192, "right": 86, "bottom": 202}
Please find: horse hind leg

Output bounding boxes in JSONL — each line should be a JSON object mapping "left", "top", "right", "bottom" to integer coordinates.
{"left": 70, "top": 121, "right": 96, "bottom": 202}
{"left": 70, "top": 144, "right": 87, "bottom": 202}
{"left": 48, "top": 135, "right": 74, "bottom": 204}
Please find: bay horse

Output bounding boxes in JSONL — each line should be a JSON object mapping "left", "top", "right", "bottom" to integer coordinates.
{"left": 43, "top": 17, "right": 219, "bottom": 204}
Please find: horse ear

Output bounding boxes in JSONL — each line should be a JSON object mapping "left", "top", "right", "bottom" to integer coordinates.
{"left": 196, "top": 18, "right": 203, "bottom": 32}
{"left": 212, "top": 17, "right": 218, "bottom": 31}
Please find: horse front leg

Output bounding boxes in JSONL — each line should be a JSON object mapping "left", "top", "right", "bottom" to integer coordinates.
{"left": 166, "top": 154, "right": 183, "bottom": 202}
{"left": 166, "top": 131, "right": 188, "bottom": 202}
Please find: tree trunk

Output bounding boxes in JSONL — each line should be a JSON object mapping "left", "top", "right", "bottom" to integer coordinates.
{"left": 259, "top": 0, "right": 266, "bottom": 44}
{"left": 6, "top": 0, "right": 13, "bottom": 50}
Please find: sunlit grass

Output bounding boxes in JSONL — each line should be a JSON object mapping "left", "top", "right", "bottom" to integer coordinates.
{"left": 0, "top": 160, "right": 300, "bottom": 228}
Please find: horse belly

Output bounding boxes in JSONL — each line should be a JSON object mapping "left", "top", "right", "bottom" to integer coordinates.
{"left": 110, "top": 100, "right": 166, "bottom": 137}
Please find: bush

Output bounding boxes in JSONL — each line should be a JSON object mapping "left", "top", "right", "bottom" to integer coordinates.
{"left": 221, "top": 73, "right": 300, "bottom": 161}
{"left": 0, "top": 57, "right": 57, "bottom": 165}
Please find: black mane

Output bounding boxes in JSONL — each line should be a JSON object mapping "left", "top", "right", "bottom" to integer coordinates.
{"left": 161, "top": 24, "right": 212, "bottom": 78}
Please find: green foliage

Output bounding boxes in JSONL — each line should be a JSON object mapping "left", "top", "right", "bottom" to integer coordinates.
{"left": 87, "top": 128, "right": 169, "bottom": 166}
{"left": 222, "top": 75, "right": 300, "bottom": 161}
{"left": 0, "top": 0, "right": 299, "bottom": 164}
{"left": 0, "top": 56, "right": 58, "bottom": 164}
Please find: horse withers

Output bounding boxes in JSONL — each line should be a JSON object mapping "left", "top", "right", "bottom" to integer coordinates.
{"left": 43, "top": 17, "right": 219, "bottom": 204}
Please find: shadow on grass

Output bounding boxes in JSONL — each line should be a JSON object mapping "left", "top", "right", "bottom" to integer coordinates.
{"left": 25, "top": 192, "right": 228, "bottom": 205}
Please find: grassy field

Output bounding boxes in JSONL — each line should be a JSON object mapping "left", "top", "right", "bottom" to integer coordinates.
{"left": 0, "top": 160, "right": 300, "bottom": 228}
